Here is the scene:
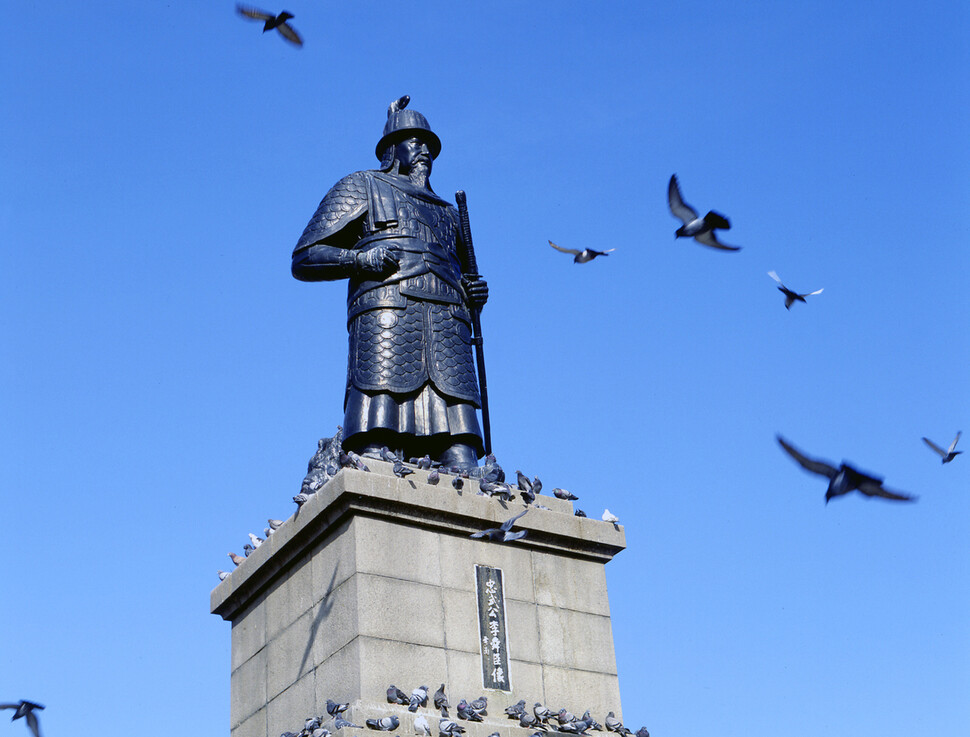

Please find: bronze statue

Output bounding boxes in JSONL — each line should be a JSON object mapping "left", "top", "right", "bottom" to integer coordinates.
{"left": 292, "top": 97, "right": 489, "bottom": 470}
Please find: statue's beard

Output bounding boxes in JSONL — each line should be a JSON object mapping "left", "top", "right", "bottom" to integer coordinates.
{"left": 408, "top": 160, "right": 431, "bottom": 187}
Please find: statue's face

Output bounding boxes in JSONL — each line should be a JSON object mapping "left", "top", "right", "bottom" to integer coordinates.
{"left": 394, "top": 136, "right": 432, "bottom": 176}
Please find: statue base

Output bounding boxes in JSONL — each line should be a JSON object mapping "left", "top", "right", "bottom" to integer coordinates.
{"left": 211, "top": 461, "right": 627, "bottom": 737}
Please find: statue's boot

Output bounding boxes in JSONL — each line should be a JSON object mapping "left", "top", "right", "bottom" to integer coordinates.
{"left": 437, "top": 443, "right": 479, "bottom": 472}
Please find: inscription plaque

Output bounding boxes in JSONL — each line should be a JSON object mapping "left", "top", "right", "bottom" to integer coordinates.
{"left": 475, "top": 565, "right": 511, "bottom": 691}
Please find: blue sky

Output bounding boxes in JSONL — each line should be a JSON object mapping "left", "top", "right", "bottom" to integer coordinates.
{"left": 3, "top": 2, "right": 968, "bottom": 736}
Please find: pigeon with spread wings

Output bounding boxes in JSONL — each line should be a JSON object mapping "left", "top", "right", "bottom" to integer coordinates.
{"left": 470, "top": 508, "right": 529, "bottom": 542}
{"left": 236, "top": 5, "right": 303, "bottom": 46}
{"left": 0, "top": 701, "right": 44, "bottom": 737}
{"left": 922, "top": 431, "right": 962, "bottom": 464}
{"left": 667, "top": 174, "right": 739, "bottom": 251}
{"left": 777, "top": 435, "right": 916, "bottom": 503}
{"left": 768, "top": 271, "right": 823, "bottom": 309}
{"left": 549, "top": 240, "right": 615, "bottom": 263}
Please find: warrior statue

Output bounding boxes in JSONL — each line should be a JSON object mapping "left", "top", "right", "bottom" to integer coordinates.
{"left": 292, "top": 97, "right": 489, "bottom": 471}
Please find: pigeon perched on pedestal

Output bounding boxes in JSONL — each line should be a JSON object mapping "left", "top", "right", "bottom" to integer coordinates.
{"left": 326, "top": 700, "right": 349, "bottom": 717}
{"left": 387, "top": 685, "right": 409, "bottom": 705}
{"left": 366, "top": 716, "right": 400, "bottom": 731}
{"left": 553, "top": 487, "right": 578, "bottom": 500}
{"left": 414, "top": 715, "right": 432, "bottom": 736}
{"left": 410, "top": 685, "right": 429, "bottom": 712}
{"left": 434, "top": 684, "right": 450, "bottom": 716}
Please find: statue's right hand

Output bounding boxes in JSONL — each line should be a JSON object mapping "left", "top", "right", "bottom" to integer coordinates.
{"left": 355, "top": 246, "right": 399, "bottom": 275}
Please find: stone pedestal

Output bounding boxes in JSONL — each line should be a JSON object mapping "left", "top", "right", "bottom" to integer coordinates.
{"left": 211, "top": 461, "right": 626, "bottom": 737}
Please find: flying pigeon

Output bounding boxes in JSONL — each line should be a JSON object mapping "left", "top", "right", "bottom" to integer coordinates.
{"left": 768, "top": 271, "right": 823, "bottom": 309}
{"left": 366, "top": 716, "right": 400, "bottom": 731}
{"left": 326, "top": 700, "right": 349, "bottom": 717}
{"left": 236, "top": 5, "right": 303, "bottom": 46}
{"left": 0, "top": 701, "right": 44, "bottom": 737}
{"left": 667, "top": 174, "right": 739, "bottom": 251}
{"left": 434, "top": 684, "right": 450, "bottom": 716}
{"left": 922, "top": 431, "right": 962, "bottom": 463}
{"left": 549, "top": 240, "right": 615, "bottom": 263}
{"left": 470, "top": 508, "right": 529, "bottom": 542}
{"left": 553, "top": 487, "right": 578, "bottom": 500}
{"left": 777, "top": 435, "right": 917, "bottom": 503}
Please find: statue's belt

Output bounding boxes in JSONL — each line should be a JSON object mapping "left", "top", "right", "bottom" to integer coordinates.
{"left": 348, "top": 235, "right": 465, "bottom": 312}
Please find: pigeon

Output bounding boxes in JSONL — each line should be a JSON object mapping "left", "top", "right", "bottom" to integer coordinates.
{"left": 534, "top": 503, "right": 551, "bottom": 510}
{"left": 557, "top": 709, "right": 578, "bottom": 725}
{"left": 248, "top": 532, "right": 264, "bottom": 548}
{"left": 481, "top": 454, "right": 505, "bottom": 483}
{"left": 505, "top": 700, "right": 527, "bottom": 718}
{"left": 456, "top": 700, "right": 483, "bottom": 722}
{"left": 236, "top": 5, "right": 303, "bottom": 46}
{"left": 452, "top": 473, "right": 465, "bottom": 491}
{"left": 534, "top": 703, "right": 554, "bottom": 724}
{"left": 777, "top": 435, "right": 917, "bottom": 503}
{"left": 531, "top": 476, "right": 543, "bottom": 495}
{"left": 518, "top": 712, "right": 540, "bottom": 729}
{"left": 574, "top": 509, "right": 587, "bottom": 518}
{"left": 367, "top": 716, "right": 400, "bottom": 731}
{"left": 427, "top": 468, "right": 441, "bottom": 485}
{"left": 767, "top": 271, "right": 823, "bottom": 309}
{"left": 381, "top": 446, "right": 400, "bottom": 463}
{"left": 559, "top": 721, "right": 589, "bottom": 735}
{"left": 393, "top": 459, "right": 415, "bottom": 478}
{"left": 470, "top": 508, "right": 529, "bottom": 542}
{"left": 313, "top": 730, "right": 332, "bottom": 737}
{"left": 667, "top": 174, "right": 739, "bottom": 251}
{"left": 306, "top": 717, "right": 323, "bottom": 731}
{"left": 922, "top": 431, "right": 962, "bottom": 463}
{"left": 414, "top": 715, "right": 432, "bottom": 736}
{"left": 410, "top": 685, "right": 429, "bottom": 712}
{"left": 217, "top": 569, "right": 231, "bottom": 581}
{"left": 293, "top": 492, "right": 312, "bottom": 507}
{"left": 469, "top": 696, "right": 487, "bottom": 715}
{"left": 334, "top": 716, "right": 362, "bottom": 730}
{"left": 635, "top": 728, "right": 650, "bottom": 737}
{"left": 268, "top": 518, "right": 284, "bottom": 531}
{"left": 549, "top": 240, "right": 615, "bottom": 263}
{"left": 439, "top": 718, "right": 466, "bottom": 736}
{"left": 516, "top": 470, "right": 533, "bottom": 492}
{"left": 415, "top": 454, "right": 433, "bottom": 470}
{"left": 553, "top": 487, "right": 578, "bottom": 500}
{"left": 387, "top": 685, "right": 409, "bottom": 705}
{"left": 604, "top": 712, "right": 631, "bottom": 736}
{"left": 228, "top": 551, "right": 246, "bottom": 566}
{"left": 582, "top": 711, "right": 602, "bottom": 731}
{"left": 326, "top": 700, "right": 349, "bottom": 717}
{"left": 602, "top": 509, "right": 620, "bottom": 525}
{"left": 0, "top": 701, "right": 44, "bottom": 737}
{"left": 434, "top": 684, "right": 450, "bottom": 716}
{"left": 242, "top": 543, "right": 255, "bottom": 557}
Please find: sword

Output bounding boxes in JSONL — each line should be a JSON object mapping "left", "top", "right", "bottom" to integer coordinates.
{"left": 455, "top": 190, "right": 491, "bottom": 456}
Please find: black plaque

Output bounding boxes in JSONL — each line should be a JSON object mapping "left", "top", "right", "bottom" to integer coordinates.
{"left": 475, "top": 565, "right": 511, "bottom": 691}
